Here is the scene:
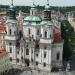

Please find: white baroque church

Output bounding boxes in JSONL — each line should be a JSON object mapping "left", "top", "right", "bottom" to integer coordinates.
{"left": 5, "top": 2, "right": 63, "bottom": 72}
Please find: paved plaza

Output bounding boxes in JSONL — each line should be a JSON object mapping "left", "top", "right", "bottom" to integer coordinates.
{"left": 10, "top": 69, "right": 75, "bottom": 75}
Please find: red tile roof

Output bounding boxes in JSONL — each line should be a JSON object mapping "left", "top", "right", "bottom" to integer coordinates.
{"left": 53, "top": 26, "right": 62, "bottom": 43}
{"left": 0, "top": 50, "right": 8, "bottom": 57}
{"left": 0, "top": 25, "right": 6, "bottom": 33}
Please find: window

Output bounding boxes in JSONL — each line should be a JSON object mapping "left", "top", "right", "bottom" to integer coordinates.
{"left": 14, "top": 31, "right": 16, "bottom": 35}
{"left": 9, "top": 29, "right": 11, "bottom": 35}
{"left": 16, "top": 42, "right": 20, "bottom": 47}
{"left": 37, "top": 29, "right": 39, "bottom": 35}
{"left": 22, "top": 48, "right": 23, "bottom": 53}
{"left": 43, "top": 62, "right": 46, "bottom": 67}
{"left": 50, "top": 34, "right": 51, "bottom": 38}
{"left": 21, "top": 56, "right": 23, "bottom": 60}
{"left": 26, "top": 45, "right": 28, "bottom": 47}
{"left": 17, "top": 58, "right": 19, "bottom": 62}
{"left": 36, "top": 53, "right": 38, "bottom": 57}
{"left": 28, "top": 28, "right": 31, "bottom": 34}
{"left": 44, "top": 52, "right": 46, "bottom": 58}
{"left": 44, "top": 46, "right": 47, "bottom": 49}
{"left": 10, "top": 57, "right": 12, "bottom": 61}
{"left": 26, "top": 48, "right": 29, "bottom": 55}
{"left": 32, "top": 35, "right": 34, "bottom": 38}
{"left": 31, "top": 58, "right": 33, "bottom": 62}
{"left": 40, "top": 34, "right": 42, "bottom": 37}
{"left": 32, "top": 50, "right": 33, "bottom": 53}
{"left": 5, "top": 30, "right": 7, "bottom": 34}
{"left": 36, "top": 61, "right": 38, "bottom": 66}
{"left": 17, "top": 51, "right": 19, "bottom": 54}
{"left": 9, "top": 42, "right": 12, "bottom": 45}
{"left": 32, "top": 11, "right": 33, "bottom": 15}
{"left": 21, "top": 56, "right": 23, "bottom": 62}
{"left": 10, "top": 47, "right": 12, "bottom": 53}
{"left": 57, "top": 52, "right": 60, "bottom": 60}
{"left": 45, "top": 31, "right": 47, "bottom": 38}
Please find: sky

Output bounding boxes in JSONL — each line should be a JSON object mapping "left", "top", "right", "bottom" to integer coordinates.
{"left": 0, "top": 0, "right": 75, "bottom": 7}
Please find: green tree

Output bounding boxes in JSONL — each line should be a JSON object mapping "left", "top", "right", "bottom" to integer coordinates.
{"left": 61, "top": 20, "right": 74, "bottom": 61}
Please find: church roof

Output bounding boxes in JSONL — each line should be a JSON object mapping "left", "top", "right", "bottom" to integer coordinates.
{"left": 53, "top": 26, "right": 62, "bottom": 43}
{"left": 24, "top": 16, "right": 42, "bottom": 22}
{"left": 0, "top": 25, "right": 6, "bottom": 33}
{"left": 6, "top": 19, "right": 17, "bottom": 24}
{"left": 0, "top": 50, "right": 8, "bottom": 57}
{"left": 41, "top": 20, "right": 53, "bottom": 26}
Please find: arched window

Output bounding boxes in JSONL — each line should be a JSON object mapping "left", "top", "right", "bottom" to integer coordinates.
{"left": 21, "top": 56, "right": 23, "bottom": 62}
{"left": 10, "top": 47, "right": 12, "bottom": 53}
{"left": 9, "top": 42, "right": 12, "bottom": 45}
{"left": 57, "top": 52, "right": 60, "bottom": 60}
{"left": 36, "top": 61, "right": 38, "bottom": 66}
{"left": 32, "top": 11, "right": 33, "bottom": 15}
{"left": 9, "top": 29, "right": 11, "bottom": 35}
{"left": 44, "top": 52, "right": 46, "bottom": 58}
{"left": 45, "top": 31, "right": 47, "bottom": 38}
{"left": 37, "top": 29, "right": 39, "bottom": 35}
{"left": 17, "top": 58, "right": 19, "bottom": 63}
{"left": 43, "top": 62, "right": 46, "bottom": 67}
{"left": 28, "top": 28, "right": 31, "bottom": 34}
{"left": 26, "top": 48, "right": 29, "bottom": 55}
{"left": 10, "top": 57, "right": 12, "bottom": 61}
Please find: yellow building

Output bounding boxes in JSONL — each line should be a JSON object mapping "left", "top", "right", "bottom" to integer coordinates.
{"left": 0, "top": 50, "right": 11, "bottom": 75}
{"left": 0, "top": 25, "right": 6, "bottom": 50}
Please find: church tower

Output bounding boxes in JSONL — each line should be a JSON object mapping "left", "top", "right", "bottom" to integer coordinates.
{"left": 44, "top": 0, "right": 51, "bottom": 20}
{"left": 38, "top": 0, "right": 54, "bottom": 71}
{"left": 5, "top": 0, "right": 18, "bottom": 64}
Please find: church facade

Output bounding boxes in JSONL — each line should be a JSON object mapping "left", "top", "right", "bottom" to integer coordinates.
{"left": 5, "top": 2, "right": 63, "bottom": 72}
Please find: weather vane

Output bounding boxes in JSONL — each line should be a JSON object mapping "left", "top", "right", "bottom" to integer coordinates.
{"left": 11, "top": 0, "right": 13, "bottom": 6}
{"left": 32, "top": 0, "right": 36, "bottom": 7}
{"left": 47, "top": 0, "right": 49, "bottom": 5}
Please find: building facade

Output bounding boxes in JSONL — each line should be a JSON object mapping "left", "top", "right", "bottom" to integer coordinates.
{"left": 0, "top": 50, "right": 11, "bottom": 75}
{"left": 5, "top": 2, "right": 63, "bottom": 72}
{"left": 0, "top": 25, "right": 6, "bottom": 50}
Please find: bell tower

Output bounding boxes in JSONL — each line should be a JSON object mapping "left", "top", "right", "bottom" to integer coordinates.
{"left": 44, "top": 0, "right": 51, "bottom": 20}
{"left": 8, "top": 0, "right": 16, "bottom": 19}
{"left": 5, "top": 0, "right": 18, "bottom": 64}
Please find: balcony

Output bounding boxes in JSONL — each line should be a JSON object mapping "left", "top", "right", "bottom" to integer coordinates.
{"left": 40, "top": 38, "right": 53, "bottom": 44}
{"left": 5, "top": 36, "right": 18, "bottom": 40}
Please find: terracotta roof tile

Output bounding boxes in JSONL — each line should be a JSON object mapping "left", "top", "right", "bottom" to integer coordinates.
{"left": 0, "top": 50, "right": 8, "bottom": 57}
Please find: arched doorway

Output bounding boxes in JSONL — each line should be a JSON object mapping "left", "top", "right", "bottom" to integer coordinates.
{"left": 25, "top": 59, "right": 30, "bottom": 66}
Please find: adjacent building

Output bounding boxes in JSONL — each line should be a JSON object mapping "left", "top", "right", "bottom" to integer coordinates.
{"left": 0, "top": 25, "right": 6, "bottom": 50}
{"left": 0, "top": 50, "right": 11, "bottom": 75}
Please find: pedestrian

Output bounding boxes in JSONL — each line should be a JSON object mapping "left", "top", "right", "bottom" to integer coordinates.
{"left": 66, "top": 62, "right": 70, "bottom": 72}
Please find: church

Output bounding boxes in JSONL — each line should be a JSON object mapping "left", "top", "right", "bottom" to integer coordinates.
{"left": 5, "top": 1, "right": 63, "bottom": 72}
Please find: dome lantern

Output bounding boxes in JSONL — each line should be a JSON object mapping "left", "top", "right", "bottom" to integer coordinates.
{"left": 7, "top": 0, "right": 16, "bottom": 19}
{"left": 44, "top": 0, "right": 51, "bottom": 21}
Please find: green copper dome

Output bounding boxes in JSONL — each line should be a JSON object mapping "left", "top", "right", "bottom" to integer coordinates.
{"left": 24, "top": 16, "right": 42, "bottom": 22}
{"left": 6, "top": 19, "right": 17, "bottom": 24}
{"left": 44, "top": 4, "right": 50, "bottom": 11}
{"left": 41, "top": 20, "right": 53, "bottom": 26}
{"left": 7, "top": 4, "right": 16, "bottom": 19}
